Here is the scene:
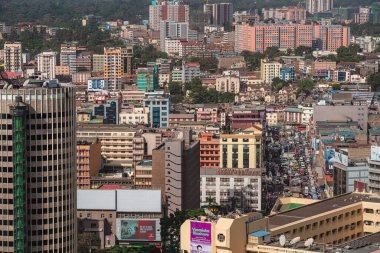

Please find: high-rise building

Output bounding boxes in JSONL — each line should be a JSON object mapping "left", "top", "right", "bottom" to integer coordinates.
{"left": 136, "top": 66, "right": 159, "bottom": 91}
{"left": 143, "top": 91, "right": 169, "bottom": 128}
{"left": 235, "top": 23, "right": 350, "bottom": 53}
{"left": 104, "top": 46, "right": 134, "bottom": 90}
{"left": 0, "top": 81, "right": 76, "bottom": 253}
{"left": 204, "top": 3, "right": 233, "bottom": 26}
{"left": 261, "top": 59, "right": 282, "bottom": 84}
{"left": 92, "top": 54, "right": 105, "bottom": 72}
{"left": 306, "top": 0, "right": 334, "bottom": 14}
{"left": 76, "top": 138, "right": 102, "bottom": 189}
{"left": 3, "top": 42, "right": 22, "bottom": 72}
{"left": 373, "top": 2, "right": 380, "bottom": 24}
{"left": 152, "top": 130, "right": 200, "bottom": 214}
{"left": 36, "top": 51, "right": 58, "bottom": 79}
{"left": 60, "top": 43, "right": 81, "bottom": 74}
{"left": 160, "top": 20, "right": 188, "bottom": 51}
{"left": 262, "top": 6, "right": 307, "bottom": 22}
{"left": 149, "top": 0, "right": 190, "bottom": 31}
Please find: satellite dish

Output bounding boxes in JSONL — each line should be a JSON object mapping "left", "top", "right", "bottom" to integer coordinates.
{"left": 289, "top": 237, "right": 301, "bottom": 246}
{"left": 279, "top": 235, "right": 286, "bottom": 247}
{"left": 304, "top": 238, "right": 314, "bottom": 248}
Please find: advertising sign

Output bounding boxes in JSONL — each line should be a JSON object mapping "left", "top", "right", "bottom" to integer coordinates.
{"left": 371, "top": 146, "right": 380, "bottom": 161}
{"left": 190, "top": 221, "right": 211, "bottom": 253}
{"left": 324, "top": 148, "right": 334, "bottom": 175}
{"left": 88, "top": 79, "right": 105, "bottom": 91}
{"left": 116, "top": 219, "right": 160, "bottom": 242}
{"left": 334, "top": 150, "right": 348, "bottom": 166}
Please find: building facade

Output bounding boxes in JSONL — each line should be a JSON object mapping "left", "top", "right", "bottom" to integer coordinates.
{"left": 77, "top": 138, "right": 102, "bottom": 189}
{"left": 149, "top": 0, "right": 190, "bottom": 31}
{"left": 4, "top": 42, "right": 22, "bottom": 72}
{"left": 36, "top": 51, "right": 58, "bottom": 79}
{"left": 143, "top": 91, "right": 169, "bottom": 128}
{"left": 0, "top": 83, "right": 77, "bottom": 253}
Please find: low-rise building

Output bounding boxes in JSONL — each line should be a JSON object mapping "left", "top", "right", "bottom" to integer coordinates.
{"left": 119, "top": 107, "right": 149, "bottom": 125}
{"left": 215, "top": 75, "right": 240, "bottom": 94}
{"left": 199, "top": 133, "right": 220, "bottom": 169}
{"left": 77, "top": 138, "right": 102, "bottom": 189}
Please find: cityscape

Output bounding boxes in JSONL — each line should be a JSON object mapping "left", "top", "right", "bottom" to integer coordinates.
{"left": 1, "top": 0, "right": 380, "bottom": 252}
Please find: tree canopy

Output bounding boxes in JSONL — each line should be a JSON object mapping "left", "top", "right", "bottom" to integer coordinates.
{"left": 296, "top": 78, "right": 315, "bottom": 96}
{"left": 184, "top": 78, "right": 235, "bottom": 104}
{"left": 336, "top": 45, "right": 365, "bottom": 62}
{"left": 272, "top": 77, "right": 288, "bottom": 92}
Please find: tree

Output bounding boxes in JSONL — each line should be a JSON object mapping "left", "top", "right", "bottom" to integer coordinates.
{"left": 219, "top": 92, "right": 235, "bottom": 103}
{"left": 367, "top": 72, "right": 380, "bottom": 91}
{"left": 336, "top": 45, "right": 365, "bottom": 62}
{"left": 161, "top": 209, "right": 205, "bottom": 253}
{"left": 294, "top": 46, "right": 313, "bottom": 56}
{"left": 241, "top": 51, "right": 264, "bottom": 70}
{"left": 296, "top": 78, "right": 315, "bottom": 96}
{"left": 271, "top": 77, "right": 287, "bottom": 92}
{"left": 264, "top": 46, "right": 283, "bottom": 60}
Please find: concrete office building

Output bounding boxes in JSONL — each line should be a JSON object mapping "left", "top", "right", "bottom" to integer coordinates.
{"left": 220, "top": 126, "right": 263, "bottom": 169}
{"left": 77, "top": 138, "right": 102, "bottom": 189}
{"left": 152, "top": 131, "right": 200, "bottom": 214}
{"left": 60, "top": 43, "right": 86, "bottom": 74}
{"left": 143, "top": 91, "right": 170, "bottom": 128}
{"left": 0, "top": 81, "right": 76, "bottom": 253}
{"left": 200, "top": 168, "right": 262, "bottom": 211}
{"left": 182, "top": 62, "right": 201, "bottom": 83}
{"left": 333, "top": 148, "right": 370, "bottom": 196}
{"left": 77, "top": 189, "right": 162, "bottom": 250}
{"left": 204, "top": 3, "right": 233, "bottom": 26}
{"left": 181, "top": 192, "right": 380, "bottom": 253}
{"left": 235, "top": 23, "right": 349, "bottom": 53}
{"left": 262, "top": 6, "right": 307, "bottom": 22}
{"left": 134, "top": 160, "right": 153, "bottom": 188}
{"left": 313, "top": 104, "right": 368, "bottom": 132}
{"left": 160, "top": 21, "right": 188, "bottom": 52}
{"left": 76, "top": 125, "right": 144, "bottom": 170}
{"left": 36, "top": 51, "right": 58, "bottom": 79}
{"left": 306, "top": 0, "right": 334, "bottom": 14}
{"left": 367, "top": 146, "right": 380, "bottom": 194}
{"left": 149, "top": 0, "right": 190, "bottom": 31}
{"left": 136, "top": 66, "right": 159, "bottom": 91}
{"left": 3, "top": 42, "right": 22, "bottom": 72}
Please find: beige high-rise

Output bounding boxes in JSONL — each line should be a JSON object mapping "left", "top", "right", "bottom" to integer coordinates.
{"left": 0, "top": 82, "right": 77, "bottom": 253}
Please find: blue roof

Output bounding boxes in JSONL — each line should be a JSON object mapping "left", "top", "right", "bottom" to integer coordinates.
{"left": 249, "top": 230, "right": 271, "bottom": 237}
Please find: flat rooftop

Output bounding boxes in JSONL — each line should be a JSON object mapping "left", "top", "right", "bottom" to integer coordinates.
{"left": 268, "top": 193, "right": 380, "bottom": 228}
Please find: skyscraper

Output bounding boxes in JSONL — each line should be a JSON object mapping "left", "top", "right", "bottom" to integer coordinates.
{"left": 203, "top": 3, "right": 233, "bottom": 26}
{"left": 160, "top": 20, "right": 189, "bottom": 51}
{"left": 104, "top": 46, "right": 133, "bottom": 90}
{"left": 306, "top": 0, "right": 334, "bottom": 14}
{"left": 149, "top": 0, "right": 190, "bottom": 31}
{"left": 36, "top": 51, "right": 58, "bottom": 79}
{"left": 3, "top": 42, "right": 22, "bottom": 72}
{"left": 0, "top": 81, "right": 76, "bottom": 253}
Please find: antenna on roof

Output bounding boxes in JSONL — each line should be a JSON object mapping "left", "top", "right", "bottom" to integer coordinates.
{"left": 304, "top": 238, "right": 314, "bottom": 249}
{"left": 279, "top": 235, "right": 286, "bottom": 247}
{"left": 289, "top": 237, "right": 301, "bottom": 247}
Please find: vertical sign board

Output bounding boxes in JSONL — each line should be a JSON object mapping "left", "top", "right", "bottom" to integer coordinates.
{"left": 190, "top": 221, "right": 211, "bottom": 253}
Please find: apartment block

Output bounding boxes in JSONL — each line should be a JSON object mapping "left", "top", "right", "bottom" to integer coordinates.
{"left": 77, "top": 138, "right": 102, "bottom": 189}
{"left": 119, "top": 107, "right": 149, "bottom": 125}
{"left": 152, "top": 131, "right": 200, "bottom": 214}
{"left": 261, "top": 59, "right": 282, "bottom": 84}
{"left": 149, "top": 0, "right": 190, "bottom": 31}
{"left": 143, "top": 91, "right": 170, "bottom": 128}
{"left": 235, "top": 23, "right": 349, "bottom": 53}
{"left": 199, "top": 132, "right": 220, "bottom": 169}
{"left": 93, "top": 54, "right": 105, "bottom": 72}
{"left": 220, "top": 126, "right": 263, "bottom": 169}
{"left": 204, "top": 3, "right": 233, "bottom": 26}
{"left": 136, "top": 66, "right": 159, "bottom": 91}
{"left": 3, "top": 42, "right": 22, "bottom": 72}
{"left": 104, "top": 46, "right": 133, "bottom": 90}
{"left": 36, "top": 51, "right": 58, "bottom": 79}
{"left": 262, "top": 6, "right": 306, "bottom": 22}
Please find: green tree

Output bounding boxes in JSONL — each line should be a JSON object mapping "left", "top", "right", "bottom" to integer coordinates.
{"left": 294, "top": 46, "right": 313, "bottom": 56}
{"left": 271, "top": 77, "right": 287, "bottom": 92}
{"left": 296, "top": 78, "right": 315, "bottom": 96}
{"left": 264, "top": 46, "right": 283, "bottom": 60}
{"left": 241, "top": 50, "right": 264, "bottom": 70}
{"left": 336, "top": 45, "right": 365, "bottom": 62}
{"left": 161, "top": 209, "right": 205, "bottom": 253}
{"left": 219, "top": 92, "right": 235, "bottom": 103}
{"left": 367, "top": 72, "right": 380, "bottom": 91}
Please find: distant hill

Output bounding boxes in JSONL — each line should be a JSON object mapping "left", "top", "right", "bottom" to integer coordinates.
{"left": 0, "top": 0, "right": 378, "bottom": 26}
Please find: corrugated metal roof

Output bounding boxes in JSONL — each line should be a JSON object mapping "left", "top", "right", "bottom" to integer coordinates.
{"left": 116, "top": 189, "right": 162, "bottom": 213}
{"left": 77, "top": 189, "right": 162, "bottom": 213}
{"left": 77, "top": 190, "right": 116, "bottom": 210}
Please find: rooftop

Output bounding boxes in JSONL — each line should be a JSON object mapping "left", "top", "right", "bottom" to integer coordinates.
{"left": 268, "top": 193, "right": 380, "bottom": 229}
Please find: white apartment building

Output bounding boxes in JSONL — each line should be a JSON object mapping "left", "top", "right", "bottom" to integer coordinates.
{"left": 164, "top": 38, "right": 182, "bottom": 57}
{"left": 215, "top": 75, "right": 240, "bottom": 94}
{"left": 36, "top": 51, "right": 58, "bottom": 79}
{"left": 119, "top": 107, "right": 149, "bottom": 125}
{"left": 261, "top": 60, "right": 282, "bottom": 84}
{"left": 200, "top": 169, "right": 262, "bottom": 211}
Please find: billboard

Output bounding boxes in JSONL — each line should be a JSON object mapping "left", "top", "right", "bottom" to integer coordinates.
{"left": 371, "top": 146, "right": 380, "bottom": 161}
{"left": 334, "top": 150, "right": 348, "bottom": 166}
{"left": 116, "top": 219, "right": 161, "bottom": 242}
{"left": 324, "top": 148, "right": 334, "bottom": 175}
{"left": 88, "top": 79, "right": 105, "bottom": 91}
{"left": 190, "top": 221, "right": 212, "bottom": 253}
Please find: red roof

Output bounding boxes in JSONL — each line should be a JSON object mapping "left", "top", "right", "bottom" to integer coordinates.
{"left": 184, "top": 62, "right": 200, "bottom": 67}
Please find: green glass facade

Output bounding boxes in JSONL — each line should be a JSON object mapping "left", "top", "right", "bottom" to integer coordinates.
{"left": 11, "top": 101, "right": 28, "bottom": 253}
